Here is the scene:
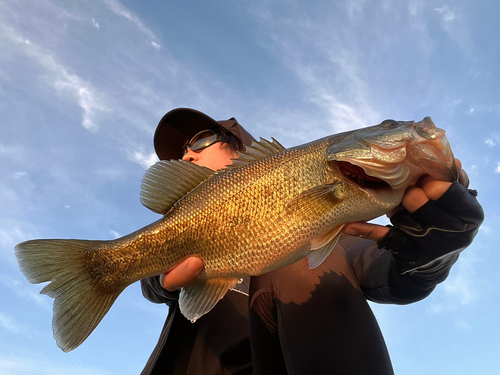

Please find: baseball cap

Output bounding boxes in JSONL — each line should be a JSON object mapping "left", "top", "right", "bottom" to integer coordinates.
{"left": 153, "top": 108, "right": 255, "bottom": 160}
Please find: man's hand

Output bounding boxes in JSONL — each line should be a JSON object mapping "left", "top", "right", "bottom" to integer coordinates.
{"left": 341, "top": 159, "right": 469, "bottom": 242}
{"left": 160, "top": 257, "right": 204, "bottom": 291}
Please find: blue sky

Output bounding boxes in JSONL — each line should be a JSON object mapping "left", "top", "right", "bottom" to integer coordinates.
{"left": 1, "top": 0, "right": 499, "bottom": 374}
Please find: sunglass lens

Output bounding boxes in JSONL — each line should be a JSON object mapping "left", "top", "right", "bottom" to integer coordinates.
{"left": 190, "top": 134, "right": 218, "bottom": 151}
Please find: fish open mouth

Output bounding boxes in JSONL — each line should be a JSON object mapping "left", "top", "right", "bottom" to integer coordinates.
{"left": 337, "top": 161, "right": 390, "bottom": 189}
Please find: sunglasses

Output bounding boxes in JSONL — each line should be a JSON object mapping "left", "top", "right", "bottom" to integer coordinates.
{"left": 183, "top": 129, "right": 222, "bottom": 154}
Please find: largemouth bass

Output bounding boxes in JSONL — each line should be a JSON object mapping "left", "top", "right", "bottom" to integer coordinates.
{"left": 15, "top": 117, "right": 457, "bottom": 352}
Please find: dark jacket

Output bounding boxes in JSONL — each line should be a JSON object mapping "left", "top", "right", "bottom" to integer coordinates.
{"left": 140, "top": 183, "right": 483, "bottom": 375}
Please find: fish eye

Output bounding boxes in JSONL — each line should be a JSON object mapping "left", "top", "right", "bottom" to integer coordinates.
{"left": 380, "top": 120, "right": 398, "bottom": 128}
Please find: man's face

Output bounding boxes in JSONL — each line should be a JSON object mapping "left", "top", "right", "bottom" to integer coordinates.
{"left": 182, "top": 141, "right": 238, "bottom": 171}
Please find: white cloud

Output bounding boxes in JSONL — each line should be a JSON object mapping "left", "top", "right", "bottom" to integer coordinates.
{"left": 0, "top": 274, "right": 51, "bottom": 310}
{"left": 408, "top": 0, "right": 424, "bottom": 17}
{"left": 485, "top": 134, "right": 500, "bottom": 147}
{"left": 109, "top": 230, "right": 120, "bottom": 238}
{"left": 485, "top": 138, "right": 495, "bottom": 147}
{"left": 496, "top": 162, "right": 500, "bottom": 174}
{"left": 92, "top": 18, "right": 100, "bottom": 30}
{"left": 128, "top": 150, "right": 158, "bottom": 169}
{"left": 434, "top": 4, "right": 471, "bottom": 54}
{"left": 0, "top": 24, "right": 108, "bottom": 132}
{"left": 52, "top": 70, "right": 107, "bottom": 133}
{"left": 150, "top": 41, "right": 161, "bottom": 50}
{"left": 0, "top": 143, "right": 27, "bottom": 163}
{"left": 13, "top": 172, "right": 28, "bottom": 179}
{"left": 0, "top": 312, "right": 22, "bottom": 334}
{"left": 0, "top": 356, "right": 119, "bottom": 375}
{"left": 434, "top": 5, "right": 456, "bottom": 22}
{"left": 103, "top": 0, "right": 158, "bottom": 41}
{"left": 0, "top": 222, "right": 37, "bottom": 265}
{"left": 246, "top": 7, "right": 380, "bottom": 135}
{"left": 426, "top": 250, "right": 483, "bottom": 314}
{"left": 346, "top": 0, "right": 365, "bottom": 19}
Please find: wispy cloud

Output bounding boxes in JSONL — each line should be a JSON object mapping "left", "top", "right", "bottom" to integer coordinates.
{"left": 434, "top": 5, "right": 456, "bottom": 22}
{"left": 434, "top": 4, "right": 471, "bottom": 54}
{"left": 92, "top": 18, "right": 100, "bottom": 30}
{"left": 247, "top": 4, "right": 380, "bottom": 135}
{"left": 0, "top": 143, "right": 28, "bottom": 163}
{"left": 109, "top": 230, "right": 121, "bottom": 239}
{"left": 0, "top": 356, "right": 119, "bottom": 375}
{"left": 0, "top": 221, "right": 37, "bottom": 265}
{"left": 103, "top": 0, "right": 158, "bottom": 42}
{"left": 52, "top": 74, "right": 107, "bottom": 132}
{"left": 0, "top": 24, "right": 108, "bottom": 132}
{"left": 485, "top": 134, "right": 500, "bottom": 147}
{"left": 128, "top": 150, "right": 158, "bottom": 169}
{"left": 0, "top": 274, "right": 51, "bottom": 310}
{"left": 0, "top": 312, "right": 22, "bottom": 334}
{"left": 426, "top": 250, "right": 483, "bottom": 315}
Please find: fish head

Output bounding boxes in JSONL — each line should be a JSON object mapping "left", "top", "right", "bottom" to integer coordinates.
{"left": 327, "top": 117, "right": 458, "bottom": 192}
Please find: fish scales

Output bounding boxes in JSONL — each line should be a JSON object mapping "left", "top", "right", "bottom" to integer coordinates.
{"left": 93, "top": 139, "right": 332, "bottom": 284}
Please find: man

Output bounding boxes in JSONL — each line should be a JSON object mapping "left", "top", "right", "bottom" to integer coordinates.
{"left": 141, "top": 108, "right": 254, "bottom": 375}
{"left": 141, "top": 108, "right": 483, "bottom": 374}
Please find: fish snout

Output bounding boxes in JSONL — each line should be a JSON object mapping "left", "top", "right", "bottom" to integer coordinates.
{"left": 414, "top": 117, "right": 445, "bottom": 140}
{"left": 410, "top": 118, "right": 458, "bottom": 183}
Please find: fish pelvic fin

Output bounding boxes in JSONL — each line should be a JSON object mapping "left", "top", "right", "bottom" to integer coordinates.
{"left": 308, "top": 226, "right": 343, "bottom": 269}
{"left": 140, "top": 160, "right": 214, "bottom": 215}
{"left": 179, "top": 278, "right": 239, "bottom": 322}
{"left": 15, "top": 239, "right": 122, "bottom": 352}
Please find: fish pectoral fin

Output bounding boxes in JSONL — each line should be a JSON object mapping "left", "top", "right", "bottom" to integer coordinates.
{"left": 286, "top": 182, "right": 345, "bottom": 219}
{"left": 179, "top": 278, "right": 239, "bottom": 322}
{"left": 308, "top": 227, "right": 343, "bottom": 269}
{"left": 140, "top": 160, "right": 214, "bottom": 215}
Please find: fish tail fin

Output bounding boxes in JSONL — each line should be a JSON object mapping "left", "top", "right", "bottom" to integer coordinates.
{"left": 15, "top": 239, "right": 123, "bottom": 352}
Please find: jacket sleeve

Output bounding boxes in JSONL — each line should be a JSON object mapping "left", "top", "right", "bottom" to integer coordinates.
{"left": 343, "top": 182, "right": 484, "bottom": 304}
{"left": 141, "top": 276, "right": 180, "bottom": 305}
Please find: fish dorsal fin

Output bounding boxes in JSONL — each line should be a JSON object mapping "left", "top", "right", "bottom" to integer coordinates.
{"left": 228, "top": 138, "right": 285, "bottom": 169}
{"left": 308, "top": 226, "right": 343, "bottom": 269}
{"left": 179, "top": 278, "right": 239, "bottom": 322}
{"left": 140, "top": 160, "right": 214, "bottom": 215}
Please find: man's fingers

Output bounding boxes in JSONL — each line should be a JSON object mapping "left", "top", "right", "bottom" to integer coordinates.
{"left": 401, "top": 186, "right": 429, "bottom": 213}
{"left": 458, "top": 168, "right": 469, "bottom": 188}
{"left": 342, "top": 222, "right": 390, "bottom": 242}
{"left": 420, "top": 180, "right": 453, "bottom": 201}
{"left": 160, "top": 257, "right": 204, "bottom": 291}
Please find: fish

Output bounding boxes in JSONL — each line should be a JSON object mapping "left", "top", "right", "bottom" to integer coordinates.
{"left": 15, "top": 116, "right": 457, "bottom": 352}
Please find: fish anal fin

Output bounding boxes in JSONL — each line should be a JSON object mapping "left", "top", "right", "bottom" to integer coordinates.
{"left": 140, "top": 160, "right": 214, "bottom": 215}
{"left": 179, "top": 278, "right": 239, "bottom": 322}
{"left": 308, "top": 227, "right": 343, "bottom": 269}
